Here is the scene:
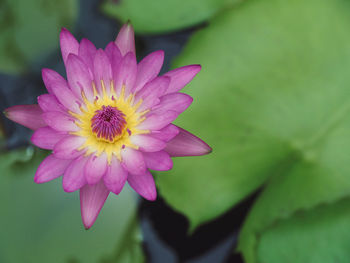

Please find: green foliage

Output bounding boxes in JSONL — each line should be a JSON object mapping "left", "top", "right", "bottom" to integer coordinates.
{"left": 101, "top": 0, "right": 238, "bottom": 33}
{"left": 241, "top": 185, "right": 350, "bottom": 263}
{"left": 0, "top": 149, "right": 144, "bottom": 263}
{"left": 155, "top": 0, "right": 350, "bottom": 260}
{"left": 0, "top": 0, "right": 78, "bottom": 74}
{"left": 238, "top": 115, "right": 350, "bottom": 262}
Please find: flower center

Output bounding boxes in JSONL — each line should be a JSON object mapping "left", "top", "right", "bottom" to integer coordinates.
{"left": 91, "top": 105, "right": 127, "bottom": 142}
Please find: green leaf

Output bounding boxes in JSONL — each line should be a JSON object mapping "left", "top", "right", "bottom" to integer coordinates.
{"left": 238, "top": 126, "right": 350, "bottom": 263}
{"left": 156, "top": 0, "right": 350, "bottom": 234}
{"left": 256, "top": 198, "right": 350, "bottom": 263}
{"left": 0, "top": 0, "right": 78, "bottom": 74}
{"left": 0, "top": 146, "right": 36, "bottom": 171}
{"left": 0, "top": 149, "right": 144, "bottom": 263}
{"left": 101, "top": 0, "right": 238, "bottom": 33}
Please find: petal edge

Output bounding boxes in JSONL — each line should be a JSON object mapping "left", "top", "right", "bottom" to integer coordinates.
{"left": 164, "top": 126, "right": 212, "bottom": 157}
{"left": 80, "top": 180, "right": 110, "bottom": 229}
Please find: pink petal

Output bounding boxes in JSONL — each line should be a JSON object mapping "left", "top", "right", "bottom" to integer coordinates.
{"left": 164, "top": 65, "right": 201, "bottom": 94}
{"left": 128, "top": 170, "right": 157, "bottom": 201}
{"left": 84, "top": 153, "right": 108, "bottom": 185}
{"left": 150, "top": 124, "right": 179, "bottom": 142}
{"left": 37, "top": 94, "right": 65, "bottom": 113}
{"left": 54, "top": 135, "right": 86, "bottom": 159}
{"left": 105, "top": 42, "right": 122, "bottom": 81}
{"left": 34, "top": 154, "right": 72, "bottom": 184}
{"left": 93, "top": 49, "right": 113, "bottom": 94}
{"left": 42, "top": 111, "right": 79, "bottom": 132}
{"left": 103, "top": 157, "right": 128, "bottom": 194}
{"left": 134, "top": 50, "right": 164, "bottom": 92}
{"left": 80, "top": 180, "right": 110, "bottom": 229}
{"left": 78, "top": 38, "right": 97, "bottom": 71}
{"left": 121, "top": 147, "right": 146, "bottom": 175}
{"left": 135, "top": 76, "right": 170, "bottom": 112}
{"left": 115, "top": 22, "right": 136, "bottom": 56}
{"left": 152, "top": 93, "right": 193, "bottom": 115}
{"left": 42, "top": 69, "right": 82, "bottom": 113}
{"left": 66, "top": 54, "right": 94, "bottom": 101}
{"left": 143, "top": 151, "right": 173, "bottom": 171}
{"left": 31, "top": 127, "right": 66, "bottom": 150}
{"left": 130, "top": 134, "right": 166, "bottom": 152}
{"left": 137, "top": 111, "right": 178, "bottom": 131}
{"left": 165, "top": 126, "right": 212, "bottom": 157}
{"left": 42, "top": 68, "right": 55, "bottom": 94}
{"left": 62, "top": 156, "right": 88, "bottom": 192}
{"left": 105, "top": 42, "right": 122, "bottom": 62}
{"left": 4, "top": 105, "right": 46, "bottom": 130}
{"left": 113, "top": 52, "right": 137, "bottom": 96}
{"left": 60, "top": 28, "right": 79, "bottom": 65}
{"left": 136, "top": 76, "right": 170, "bottom": 99}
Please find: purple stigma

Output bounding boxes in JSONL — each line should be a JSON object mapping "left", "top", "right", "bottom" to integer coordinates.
{"left": 91, "top": 105, "right": 127, "bottom": 142}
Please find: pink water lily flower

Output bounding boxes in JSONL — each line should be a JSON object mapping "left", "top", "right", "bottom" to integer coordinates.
{"left": 4, "top": 23, "right": 211, "bottom": 229}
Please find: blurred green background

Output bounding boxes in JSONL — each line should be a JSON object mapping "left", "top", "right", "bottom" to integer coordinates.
{"left": 2, "top": 0, "right": 350, "bottom": 262}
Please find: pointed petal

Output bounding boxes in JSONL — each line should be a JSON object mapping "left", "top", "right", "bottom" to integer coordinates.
{"left": 66, "top": 54, "right": 94, "bottom": 101}
{"left": 80, "top": 180, "right": 110, "bottom": 229}
{"left": 78, "top": 38, "right": 97, "bottom": 71}
{"left": 115, "top": 23, "right": 136, "bottom": 56}
{"left": 164, "top": 65, "right": 201, "bottom": 94}
{"left": 63, "top": 156, "right": 88, "bottom": 192}
{"left": 143, "top": 151, "right": 173, "bottom": 171}
{"left": 31, "top": 127, "right": 66, "bottom": 150}
{"left": 42, "top": 111, "right": 79, "bottom": 132}
{"left": 136, "top": 76, "right": 170, "bottom": 99}
{"left": 41, "top": 68, "right": 55, "bottom": 94}
{"left": 135, "top": 76, "right": 170, "bottom": 112}
{"left": 105, "top": 42, "right": 122, "bottom": 62}
{"left": 60, "top": 28, "right": 79, "bottom": 65}
{"left": 136, "top": 111, "right": 178, "bottom": 131}
{"left": 37, "top": 94, "right": 65, "bottom": 113}
{"left": 165, "top": 127, "right": 212, "bottom": 157}
{"left": 54, "top": 135, "right": 86, "bottom": 159}
{"left": 84, "top": 153, "right": 108, "bottom": 185}
{"left": 104, "top": 157, "right": 128, "bottom": 194}
{"left": 150, "top": 124, "right": 179, "bottom": 142}
{"left": 134, "top": 50, "right": 164, "bottom": 92}
{"left": 34, "top": 154, "right": 72, "bottom": 184}
{"left": 121, "top": 147, "right": 146, "bottom": 175}
{"left": 4, "top": 105, "right": 46, "bottom": 130}
{"left": 128, "top": 170, "right": 157, "bottom": 201}
{"left": 42, "top": 69, "right": 82, "bottom": 113}
{"left": 130, "top": 134, "right": 166, "bottom": 152}
{"left": 113, "top": 52, "right": 137, "bottom": 96}
{"left": 136, "top": 76, "right": 169, "bottom": 99}
{"left": 152, "top": 93, "right": 193, "bottom": 115}
{"left": 93, "top": 49, "right": 113, "bottom": 94}
{"left": 105, "top": 42, "right": 122, "bottom": 82}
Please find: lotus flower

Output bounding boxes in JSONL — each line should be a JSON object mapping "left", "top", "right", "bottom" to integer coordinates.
{"left": 4, "top": 23, "right": 211, "bottom": 229}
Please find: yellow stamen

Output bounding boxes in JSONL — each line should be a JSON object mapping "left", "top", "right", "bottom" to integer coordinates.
{"left": 69, "top": 85, "right": 148, "bottom": 164}
{"left": 92, "top": 82, "right": 98, "bottom": 97}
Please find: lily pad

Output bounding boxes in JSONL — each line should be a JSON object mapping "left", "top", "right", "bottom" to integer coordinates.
{"left": 238, "top": 108, "right": 350, "bottom": 262}
{"left": 156, "top": 0, "right": 350, "bottom": 236}
{"left": 257, "top": 200, "right": 350, "bottom": 263}
{"left": 0, "top": 149, "right": 144, "bottom": 263}
{"left": 101, "top": 0, "right": 238, "bottom": 33}
{"left": 0, "top": 0, "right": 78, "bottom": 74}
{"left": 239, "top": 155, "right": 350, "bottom": 263}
